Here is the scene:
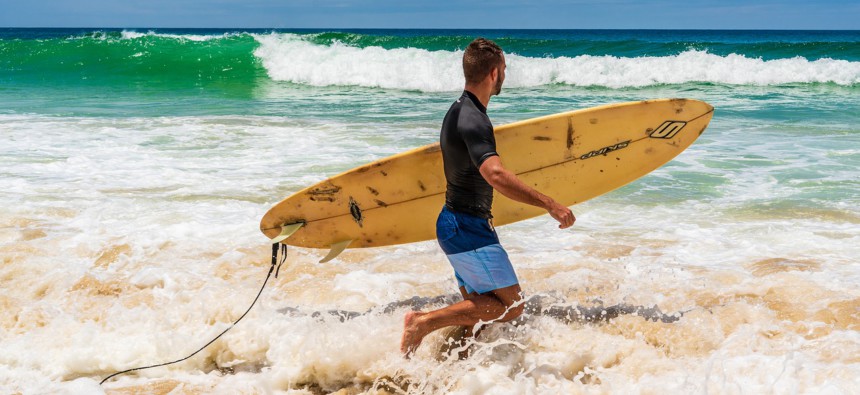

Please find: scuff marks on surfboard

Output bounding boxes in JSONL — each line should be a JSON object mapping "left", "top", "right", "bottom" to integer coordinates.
{"left": 307, "top": 182, "right": 341, "bottom": 202}
{"left": 566, "top": 119, "right": 575, "bottom": 150}
{"left": 670, "top": 98, "right": 688, "bottom": 114}
{"left": 564, "top": 118, "right": 576, "bottom": 160}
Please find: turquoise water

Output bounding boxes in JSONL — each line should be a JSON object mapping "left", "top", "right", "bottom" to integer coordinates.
{"left": 2, "top": 29, "right": 859, "bottom": 115}
{"left": 1, "top": 29, "right": 859, "bottom": 393}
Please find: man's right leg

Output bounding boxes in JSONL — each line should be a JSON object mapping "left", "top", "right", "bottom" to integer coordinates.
{"left": 401, "top": 283, "right": 523, "bottom": 356}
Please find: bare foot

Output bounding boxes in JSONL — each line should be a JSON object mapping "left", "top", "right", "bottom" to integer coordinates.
{"left": 400, "top": 311, "right": 427, "bottom": 357}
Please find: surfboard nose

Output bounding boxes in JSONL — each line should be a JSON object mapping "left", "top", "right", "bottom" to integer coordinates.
{"left": 699, "top": 100, "right": 715, "bottom": 113}
{"left": 688, "top": 98, "right": 714, "bottom": 114}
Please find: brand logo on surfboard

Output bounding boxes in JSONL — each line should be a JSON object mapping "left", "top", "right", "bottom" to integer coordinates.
{"left": 649, "top": 121, "right": 687, "bottom": 139}
{"left": 580, "top": 140, "right": 631, "bottom": 160}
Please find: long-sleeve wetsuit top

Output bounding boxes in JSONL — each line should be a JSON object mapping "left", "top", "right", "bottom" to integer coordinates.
{"left": 440, "top": 90, "right": 499, "bottom": 219}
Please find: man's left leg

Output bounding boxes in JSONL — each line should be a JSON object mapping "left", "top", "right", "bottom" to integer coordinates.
{"left": 452, "top": 283, "right": 528, "bottom": 359}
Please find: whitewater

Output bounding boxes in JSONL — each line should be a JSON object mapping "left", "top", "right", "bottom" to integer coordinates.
{"left": 253, "top": 33, "right": 860, "bottom": 90}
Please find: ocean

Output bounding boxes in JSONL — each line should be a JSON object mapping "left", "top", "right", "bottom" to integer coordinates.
{"left": 1, "top": 28, "right": 858, "bottom": 394}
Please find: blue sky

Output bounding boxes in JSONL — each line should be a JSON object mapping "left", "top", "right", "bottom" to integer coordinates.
{"left": 1, "top": 0, "right": 858, "bottom": 30}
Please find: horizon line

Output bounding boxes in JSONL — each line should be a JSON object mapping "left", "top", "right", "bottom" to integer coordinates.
{"left": 2, "top": 26, "right": 859, "bottom": 31}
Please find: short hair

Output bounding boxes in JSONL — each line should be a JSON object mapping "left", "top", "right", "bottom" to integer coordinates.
{"left": 463, "top": 38, "right": 504, "bottom": 85}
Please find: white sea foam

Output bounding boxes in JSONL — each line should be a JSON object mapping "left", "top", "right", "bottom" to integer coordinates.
{"left": 119, "top": 30, "right": 240, "bottom": 42}
{"left": 253, "top": 33, "right": 860, "bottom": 91}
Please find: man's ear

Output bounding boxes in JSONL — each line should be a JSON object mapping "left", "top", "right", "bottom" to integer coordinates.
{"left": 489, "top": 67, "right": 499, "bottom": 82}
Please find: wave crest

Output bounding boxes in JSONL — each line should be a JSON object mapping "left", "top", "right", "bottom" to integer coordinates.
{"left": 253, "top": 34, "right": 860, "bottom": 91}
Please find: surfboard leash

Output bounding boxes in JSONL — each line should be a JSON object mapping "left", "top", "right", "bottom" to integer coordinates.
{"left": 99, "top": 243, "right": 289, "bottom": 385}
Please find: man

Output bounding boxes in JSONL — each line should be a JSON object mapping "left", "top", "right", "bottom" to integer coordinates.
{"left": 401, "top": 38, "right": 575, "bottom": 357}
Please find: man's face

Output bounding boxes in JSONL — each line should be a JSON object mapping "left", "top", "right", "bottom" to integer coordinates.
{"left": 493, "top": 54, "right": 506, "bottom": 96}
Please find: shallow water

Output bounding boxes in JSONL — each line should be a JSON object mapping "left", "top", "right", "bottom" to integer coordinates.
{"left": 1, "top": 29, "right": 859, "bottom": 394}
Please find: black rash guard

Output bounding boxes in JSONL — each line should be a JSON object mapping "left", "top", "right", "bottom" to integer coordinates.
{"left": 440, "top": 90, "right": 499, "bottom": 219}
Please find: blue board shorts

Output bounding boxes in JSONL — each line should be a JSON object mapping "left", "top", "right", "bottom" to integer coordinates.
{"left": 436, "top": 206, "right": 518, "bottom": 295}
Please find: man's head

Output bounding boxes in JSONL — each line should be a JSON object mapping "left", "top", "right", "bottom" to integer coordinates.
{"left": 463, "top": 38, "right": 506, "bottom": 96}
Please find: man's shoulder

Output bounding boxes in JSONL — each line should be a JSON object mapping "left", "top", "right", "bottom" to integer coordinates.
{"left": 457, "top": 104, "right": 492, "bottom": 135}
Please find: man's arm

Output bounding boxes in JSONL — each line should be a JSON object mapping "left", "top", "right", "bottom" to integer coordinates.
{"left": 478, "top": 156, "right": 575, "bottom": 229}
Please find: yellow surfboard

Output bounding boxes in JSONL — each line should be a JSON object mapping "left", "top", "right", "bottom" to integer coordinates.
{"left": 261, "top": 98, "right": 714, "bottom": 262}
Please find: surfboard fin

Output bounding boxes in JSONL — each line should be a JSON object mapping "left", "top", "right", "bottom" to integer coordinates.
{"left": 270, "top": 222, "right": 305, "bottom": 244}
{"left": 320, "top": 239, "right": 353, "bottom": 263}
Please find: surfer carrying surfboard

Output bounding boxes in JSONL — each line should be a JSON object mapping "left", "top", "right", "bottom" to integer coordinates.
{"left": 401, "top": 38, "right": 575, "bottom": 357}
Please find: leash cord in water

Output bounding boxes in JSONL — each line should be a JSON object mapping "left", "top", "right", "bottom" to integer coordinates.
{"left": 100, "top": 243, "right": 288, "bottom": 385}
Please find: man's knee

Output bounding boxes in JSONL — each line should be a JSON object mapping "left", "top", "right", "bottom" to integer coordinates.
{"left": 491, "top": 284, "right": 524, "bottom": 322}
{"left": 501, "top": 302, "right": 524, "bottom": 322}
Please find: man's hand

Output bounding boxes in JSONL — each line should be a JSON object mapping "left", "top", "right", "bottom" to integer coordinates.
{"left": 547, "top": 200, "right": 575, "bottom": 229}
